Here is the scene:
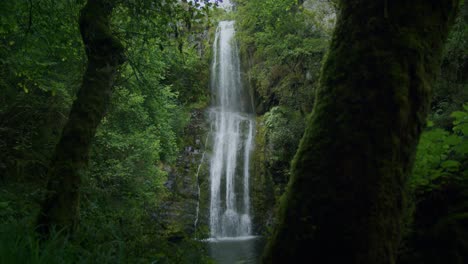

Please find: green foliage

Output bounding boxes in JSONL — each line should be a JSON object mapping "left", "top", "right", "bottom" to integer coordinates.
{"left": 79, "top": 1, "right": 213, "bottom": 261}
{"left": 264, "top": 106, "right": 305, "bottom": 164}
{"left": 399, "top": 5, "right": 468, "bottom": 261}
{"left": 0, "top": 0, "right": 81, "bottom": 183}
{"left": 233, "top": 0, "right": 336, "bottom": 234}
{"left": 261, "top": 106, "right": 305, "bottom": 199}
{"left": 0, "top": 221, "right": 76, "bottom": 264}
{"left": 411, "top": 105, "right": 468, "bottom": 192}
{"left": 234, "top": 1, "right": 336, "bottom": 231}
{"left": 402, "top": 105, "right": 468, "bottom": 263}
{"left": 0, "top": 216, "right": 213, "bottom": 264}
{"left": 0, "top": 0, "right": 214, "bottom": 262}
{"left": 235, "top": 0, "right": 334, "bottom": 113}
{"left": 431, "top": 8, "right": 468, "bottom": 128}
{"left": 0, "top": 0, "right": 85, "bottom": 96}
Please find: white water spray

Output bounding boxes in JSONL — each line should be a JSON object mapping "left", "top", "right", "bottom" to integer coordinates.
{"left": 209, "top": 21, "right": 254, "bottom": 238}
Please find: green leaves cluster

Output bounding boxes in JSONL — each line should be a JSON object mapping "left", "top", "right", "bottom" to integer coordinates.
{"left": 0, "top": 0, "right": 83, "bottom": 185}
{"left": 411, "top": 105, "right": 468, "bottom": 192}
{"left": 402, "top": 105, "right": 468, "bottom": 264}
{"left": 0, "top": 0, "right": 85, "bottom": 97}
{"left": 79, "top": 1, "right": 213, "bottom": 261}
{"left": 264, "top": 106, "right": 305, "bottom": 165}
{"left": 235, "top": 0, "right": 334, "bottom": 113}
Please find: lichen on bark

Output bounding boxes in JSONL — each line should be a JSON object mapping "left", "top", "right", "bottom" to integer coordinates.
{"left": 262, "top": 1, "right": 458, "bottom": 263}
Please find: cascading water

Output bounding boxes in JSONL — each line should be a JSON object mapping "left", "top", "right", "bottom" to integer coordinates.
{"left": 209, "top": 20, "right": 255, "bottom": 239}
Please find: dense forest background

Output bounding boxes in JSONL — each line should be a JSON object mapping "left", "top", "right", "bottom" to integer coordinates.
{"left": 1, "top": 0, "right": 218, "bottom": 262}
{"left": 0, "top": 0, "right": 467, "bottom": 263}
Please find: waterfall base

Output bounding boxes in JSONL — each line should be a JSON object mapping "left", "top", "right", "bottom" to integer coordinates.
{"left": 205, "top": 236, "right": 264, "bottom": 264}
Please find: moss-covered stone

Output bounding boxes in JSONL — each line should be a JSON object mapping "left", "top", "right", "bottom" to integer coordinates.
{"left": 162, "top": 108, "right": 211, "bottom": 238}
{"left": 262, "top": 1, "right": 459, "bottom": 263}
{"left": 250, "top": 116, "right": 276, "bottom": 234}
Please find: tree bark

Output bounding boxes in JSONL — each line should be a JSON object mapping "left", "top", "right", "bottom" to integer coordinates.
{"left": 36, "top": 0, "right": 125, "bottom": 235}
{"left": 263, "top": 1, "right": 458, "bottom": 263}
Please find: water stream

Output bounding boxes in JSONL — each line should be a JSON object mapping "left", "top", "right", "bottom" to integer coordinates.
{"left": 206, "top": 20, "right": 260, "bottom": 263}
{"left": 209, "top": 20, "right": 254, "bottom": 239}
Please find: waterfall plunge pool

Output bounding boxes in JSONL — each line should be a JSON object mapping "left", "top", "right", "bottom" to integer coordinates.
{"left": 203, "top": 236, "right": 265, "bottom": 264}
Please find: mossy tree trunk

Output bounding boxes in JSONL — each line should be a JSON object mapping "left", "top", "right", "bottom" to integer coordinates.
{"left": 263, "top": 1, "right": 458, "bottom": 263}
{"left": 36, "top": 0, "right": 125, "bottom": 236}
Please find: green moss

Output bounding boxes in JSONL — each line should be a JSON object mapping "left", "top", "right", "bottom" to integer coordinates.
{"left": 263, "top": 1, "right": 459, "bottom": 263}
{"left": 250, "top": 116, "right": 276, "bottom": 234}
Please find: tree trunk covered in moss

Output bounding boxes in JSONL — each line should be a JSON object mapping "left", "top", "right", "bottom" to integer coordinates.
{"left": 36, "top": 0, "right": 125, "bottom": 235}
{"left": 263, "top": 1, "right": 458, "bottom": 263}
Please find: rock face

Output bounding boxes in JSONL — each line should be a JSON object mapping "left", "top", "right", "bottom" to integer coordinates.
{"left": 303, "top": 0, "right": 336, "bottom": 34}
{"left": 160, "top": 109, "right": 211, "bottom": 238}
{"left": 250, "top": 116, "right": 276, "bottom": 234}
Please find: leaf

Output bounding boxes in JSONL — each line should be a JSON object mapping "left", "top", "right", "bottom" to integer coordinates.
{"left": 453, "top": 140, "right": 468, "bottom": 155}
{"left": 441, "top": 160, "right": 460, "bottom": 172}
{"left": 445, "top": 134, "right": 462, "bottom": 145}
{"left": 453, "top": 122, "right": 468, "bottom": 135}
{"left": 451, "top": 111, "right": 468, "bottom": 125}
{"left": 0, "top": 201, "right": 10, "bottom": 209}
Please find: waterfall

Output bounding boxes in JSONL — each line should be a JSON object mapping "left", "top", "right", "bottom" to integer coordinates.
{"left": 209, "top": 21, "right": 254, "bottom": 238}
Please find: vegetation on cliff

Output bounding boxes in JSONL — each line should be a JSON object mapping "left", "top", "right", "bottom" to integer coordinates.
{"left": 233, "top": 0, "right": 335, "bottom": 233}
